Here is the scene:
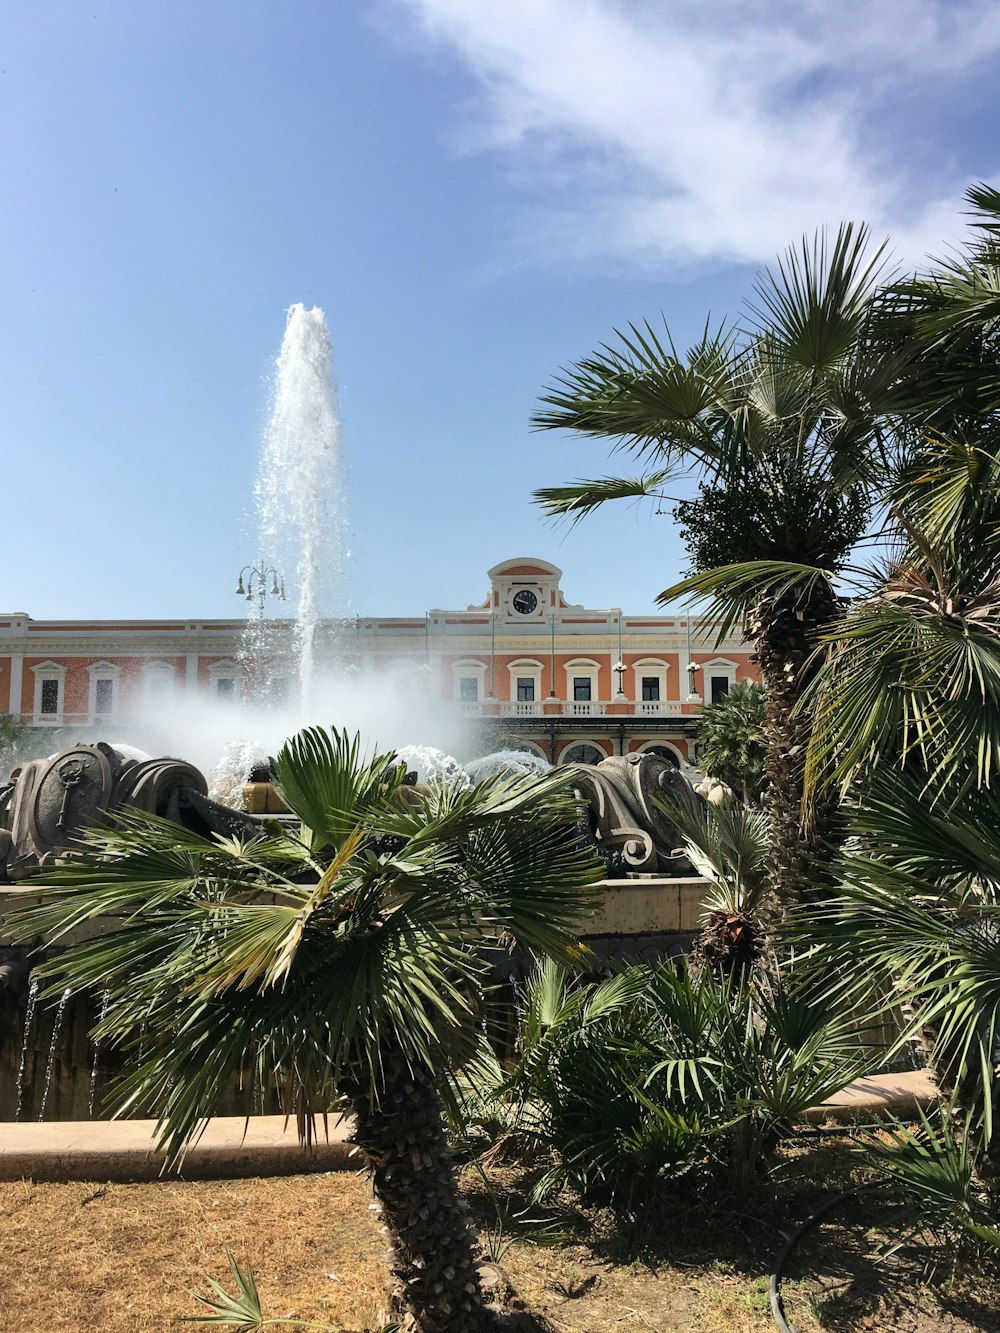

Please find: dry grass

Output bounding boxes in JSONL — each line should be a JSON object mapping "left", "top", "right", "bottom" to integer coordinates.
{"left": 0, "top": 1173, "right": 386, "bottom": 1333}
{"left": 0, "top": 1145, "right": 998, "bottom": 1333}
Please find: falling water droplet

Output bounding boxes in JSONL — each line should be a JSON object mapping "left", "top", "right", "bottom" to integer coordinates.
{"left": 14, "top": 976, "right": 39, "bottom": 1122}
{"left": 88, "top": 987, "right": 111, "bottom": 1117}
{"left": 38, "top": 988, "right": 70, "bottom": 1121}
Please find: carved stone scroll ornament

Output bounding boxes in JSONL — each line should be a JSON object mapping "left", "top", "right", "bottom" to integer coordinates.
{"left": 0, "top": 743, "right": 216, "bottom": 881}
{"left": 567, "top": 753, "right": 696, "bottom": 876}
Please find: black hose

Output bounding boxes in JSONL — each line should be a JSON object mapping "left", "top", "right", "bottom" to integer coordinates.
{"left": 769, "top": 1180, "right": 884, "bottom": 1333}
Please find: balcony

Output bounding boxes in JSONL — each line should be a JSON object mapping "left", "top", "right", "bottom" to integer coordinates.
{"left": 567, "top": 701, "right": 606, "bottom": 717}
{"left": 452, "top": 699, "right": 691, "bottom": 720}
{"left": 505, "top": 700, "right": 541, "bottom": 717}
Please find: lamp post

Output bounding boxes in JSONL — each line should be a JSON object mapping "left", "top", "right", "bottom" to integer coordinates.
{"left": 235, "top": 561, "right": 286, "bottom": 616}
{"left": 613, "top": 609, "right": 626, "bottom": 700}
{"left": 235, "top": 561, "right": 286, "bottom": 702}
{"left": 686, "top": 659, "right": 702, "bottom": 700}
{"left": 685, "top": 615, "right": 702, "bottom": 701}
{"left": 549, "top": 612, "right": 558, "bottom": 699}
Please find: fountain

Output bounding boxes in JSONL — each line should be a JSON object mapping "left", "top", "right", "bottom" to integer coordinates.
{"left": 0, "top": 735, "right": 711, "bottom": 1119}
{"left": 0, "top": 304, "right": 713, "bottom": 1123}
{"left": 252, "top": 303, "right": 346, "bottom": 712}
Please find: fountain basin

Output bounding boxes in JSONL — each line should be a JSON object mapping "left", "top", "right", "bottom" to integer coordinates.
{"left": 0, "top": 874, "right": 711, "bottom": 1122}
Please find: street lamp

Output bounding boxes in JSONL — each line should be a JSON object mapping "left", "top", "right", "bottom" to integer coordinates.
{"left": 236, "top": 561, "right": 286, "bottom": 615}
{"left": 686, "top": 659, "right": 702, "bottom": 699}
{"left": 549, "top": 612, "right": 558, "bottom": 698}
{"left": 613, "top": 608, "right": 626, "bottom": 700}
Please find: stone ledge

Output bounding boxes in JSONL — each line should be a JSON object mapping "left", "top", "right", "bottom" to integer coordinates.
{"left": 802, "top": 1069, "right": 941, "bottom": 1125}
{"left": 0, "top": 1070, "right": 941, "bottom": 1182}
{"left": 0, "top": 1113, "right": 355, "bottom": 1182}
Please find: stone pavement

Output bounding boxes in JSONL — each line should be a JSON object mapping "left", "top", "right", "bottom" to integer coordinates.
{"left": 0, "top": 1070, "right": 940, "bottom": 1182}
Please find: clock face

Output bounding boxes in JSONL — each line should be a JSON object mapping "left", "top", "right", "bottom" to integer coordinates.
{"left": 512, "top": 589, "right": 538, "bottom": 615}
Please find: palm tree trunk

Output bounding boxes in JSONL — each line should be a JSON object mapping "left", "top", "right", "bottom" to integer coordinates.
{"left": 751, "top": 583, "right": 843, "bottom": 913}
{"left": 346, "top": 1049, "right": 488, "bottom": 1332}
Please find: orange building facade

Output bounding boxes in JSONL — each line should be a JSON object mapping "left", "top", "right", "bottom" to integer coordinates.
{"left": 0, "top": 558, "right": 761, "bottom": 766}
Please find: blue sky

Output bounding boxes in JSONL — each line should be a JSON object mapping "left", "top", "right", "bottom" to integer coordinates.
{"left": 3, "top": 0, "right": 999, "bottom": 621}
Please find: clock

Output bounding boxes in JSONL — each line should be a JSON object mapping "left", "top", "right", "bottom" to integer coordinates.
{"left": 511, "top": 589, "right": 538, "bottom": 615}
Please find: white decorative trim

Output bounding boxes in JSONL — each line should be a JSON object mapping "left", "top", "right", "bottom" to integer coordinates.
{"left": 31, "top": 660, "right": 66, "bottom": 724}
{"left": 8, "top": 653, "right": 23, "bottom": 720}
{"left": 506, "top": 658, "right": 543, "bottom": 704}
{"left": 563, "top": 657, "right": 600, "bottom": 705}
{"left": 143, "top": 659, "right": 177, "bottom": 703}
{"left": 702, "top": 657, "right": 738, "bottom": 702}
{"left": 87, "top": 660, "right": 121, "bottom": 721}
{"left": 208, "top": 658, "right": 241, "bottom": 702}
{"left": 452, "top": 658, "right": 487, "bottom": 703}
{"left": 631, "top": 657, "right": 669, "bottom": 709}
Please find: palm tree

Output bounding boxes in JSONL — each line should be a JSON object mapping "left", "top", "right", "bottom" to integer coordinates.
{"left": 799, "top": 780, "right": 1000, "bottom": 1174}
{"left": 10, "top": 727, "right": 603, "bottom": 1333}
{"left": 873, "top": 183, "right": 1000, "bottom": 434}
{"left": 795, "top": 379, "right": 1000, "bottom": 1179}
{"left": 534, "top": 225, "right": 906, "bottom": 912}
{"left": 693, "top": 681, "right": 768, "bottom": 804}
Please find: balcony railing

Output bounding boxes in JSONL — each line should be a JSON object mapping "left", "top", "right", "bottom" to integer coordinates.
{"left": 451, "top": 699, "right": 689, "bottom": 718}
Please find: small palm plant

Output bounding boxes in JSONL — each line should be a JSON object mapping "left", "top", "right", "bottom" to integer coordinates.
{"left": 503, "top": 960, "right": 869, "bottom": 1208}
{"left": 654, "top": 782, "right": 771, "bottom": 978}
{"left": 11, "top": 727, "right": 604, "bottom": 1333}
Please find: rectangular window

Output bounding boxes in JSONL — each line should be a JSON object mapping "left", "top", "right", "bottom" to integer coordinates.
{"left": 641, "top": 676, "right": 660, "bottom": 701}
{"left": 147, "top": 673, "right": 171, "bottom": 699}
{"left": 94, "top": 678, "right": 114, "bottom": 713}
{"left": 40, "top": 679, "right": 60, "bottom": 715}
{"left": 710, "top": 675, "right": 730, "bottom": 703}
{"left": 459, "top": 677, "right": 478, "bottom": 702}
{"left": 216, "top": 677, "right": 236, "bottom": 699}
{"left": 573, "top": 677, "right": 592, "bottom": 701}
{"left": 516, "top": 677, "right": 535, "bottom": 702}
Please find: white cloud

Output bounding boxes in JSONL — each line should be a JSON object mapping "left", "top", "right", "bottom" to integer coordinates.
{"left": 386, "top": 0, "right": 1000, "bottom": 268}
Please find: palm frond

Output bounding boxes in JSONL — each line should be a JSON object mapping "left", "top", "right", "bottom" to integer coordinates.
{"left": 657, "top": 560, "right": 836, "bottom": 641}
{"left": 271, "top": 727, "right": 403, "bottom": 850}
{"left": 533, "top": 469, "right": 676, "bottom": 525}
{"left": 748, "top": 223, "right": 893, "bottom": 371}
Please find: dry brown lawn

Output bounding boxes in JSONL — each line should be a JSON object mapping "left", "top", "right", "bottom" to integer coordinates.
{"left": 0, "top": 1155, "right": 997, "bottom": 1333}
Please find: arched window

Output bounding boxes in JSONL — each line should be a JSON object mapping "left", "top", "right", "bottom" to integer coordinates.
{"left": 31, "top": 661, "right": 65, "bottom": 725}
{"left": 451, "top": 658, "right": 487, "bottom": 706}
{"left": 560, "top": 742, "right": 607, "bottom": 766}
{"left": 505, "top": 659, "right": 544, "bottom": 714}
{"left": 208, "top": 659, "right": 241, "bottom": 703}
{"left": 87, "top": 661, "right": 121, "bottom": 722}
{"left": 635, "top": 742, "right": 683, "bottom": 767}
{"left": 701, "top": 658, "right": 739, "bottom": 704}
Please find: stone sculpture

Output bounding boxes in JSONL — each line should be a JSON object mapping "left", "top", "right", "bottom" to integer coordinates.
{"left": 566, "top": 752, "right": 705, "bottom": 876}
{"left": 0, "top": 742, "right": 272, "bottom": 882}
{"left": 1, "top": 742, "right": 711, "bottom": 884}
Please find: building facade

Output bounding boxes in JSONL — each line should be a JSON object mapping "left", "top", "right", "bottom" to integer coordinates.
{"left": 0, "top": 558, "right": 760, "bottom": 766}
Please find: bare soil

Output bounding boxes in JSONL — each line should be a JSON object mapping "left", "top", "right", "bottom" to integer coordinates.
{"left": 0, "top": 1143, "right": 997, "bottom": 1332}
